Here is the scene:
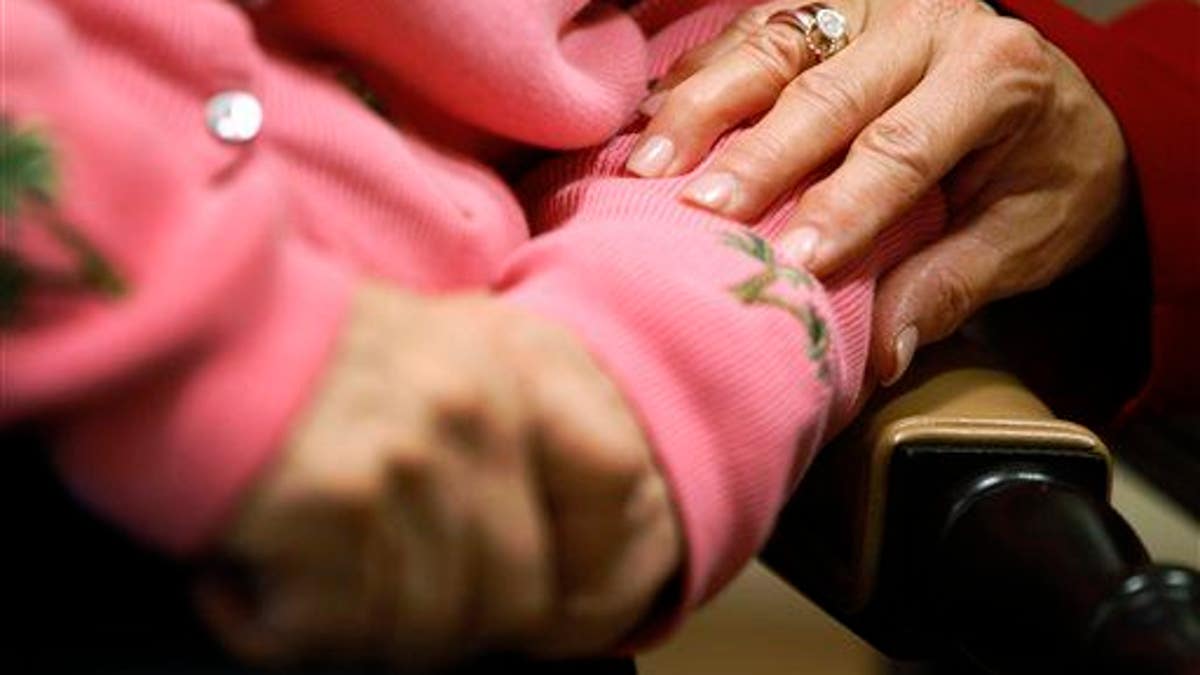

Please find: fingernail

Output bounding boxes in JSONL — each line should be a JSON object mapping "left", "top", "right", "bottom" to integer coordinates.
{"left": 779, "top": 227, "right": 820, "bottom": 268}
{"left": 626, "top": 135, "right": 676, "bottom": 177}
{"left": 883, "top": 325, "right": 919, "bottom": 387}
{"left": 639, "top": 90, "right": 668, "bottom": 116}
{"left": 682, "top": 172, "right": 739, "bottom": 211}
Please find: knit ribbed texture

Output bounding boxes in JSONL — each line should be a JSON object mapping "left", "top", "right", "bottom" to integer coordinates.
{"left": 4, "top": 0, "right": 942, "bottom": 630}
{"left": 505, "top": 1, "right": 945, "bottom": 620}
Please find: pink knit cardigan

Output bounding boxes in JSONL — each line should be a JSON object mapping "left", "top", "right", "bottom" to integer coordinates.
{"left": 2, "top": 0, "right": 942, "bottom": 624}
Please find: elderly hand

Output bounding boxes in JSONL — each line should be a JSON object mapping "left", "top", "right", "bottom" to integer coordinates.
{"left": 194, "top": 284, "right": 681, "bottom": 669}
{"left": 627, "top": 0, "right": 1128, "bottom": 383}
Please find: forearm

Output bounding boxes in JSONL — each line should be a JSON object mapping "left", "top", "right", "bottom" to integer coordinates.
{"left": 502, "top": 68, "right": 944, "bottom": 632}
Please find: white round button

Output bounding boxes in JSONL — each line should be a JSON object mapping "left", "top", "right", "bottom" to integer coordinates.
{"left": 206, "top": 90, "right": 263, "bottom": 144}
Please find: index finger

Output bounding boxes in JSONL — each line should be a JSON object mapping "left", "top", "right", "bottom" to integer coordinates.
{"left": 627, "top": 3, "right": 833, "bottom": 178}
{"left": 676, "top": 13, "right": 930, "bottom": 219}
{"left": 648, "top": 2, "right": 792, "bottom": 100}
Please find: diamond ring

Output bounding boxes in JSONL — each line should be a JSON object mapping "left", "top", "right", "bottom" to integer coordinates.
{"left": 766, "top": 4, "right": 851, "bottom": 61}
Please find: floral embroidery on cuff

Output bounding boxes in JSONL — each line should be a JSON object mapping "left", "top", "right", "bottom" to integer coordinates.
{"left": 723, "top": 230, "right": 830, "bottom": 381}
{"left": 1, "top": 117, "right": 125, "bottom": 324}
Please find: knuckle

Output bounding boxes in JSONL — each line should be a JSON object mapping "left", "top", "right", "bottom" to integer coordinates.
{"left": 437, "top": 404, "right": 488, "bottom": 451}
{"left": 416, "top": 371, "right": 501, "bottom": 459}
{"left": 853, "top": 115, "right": 935, "bottom": 193}
{"left": 719, "top": 128, "right": 792, "bottom": 182}
{"left": 736, "top": 6, "right": 775, "bottom": 34}
{"left": 378, "top": 424, "right": 437, "bottom": 490}
{"left": 429, "top": 376, "right": 487, "bottom": 424}
{"left": 784, "top": 68, "right": 867, "bottom": 136}
{"left": 975, "top": 20, "right": 1055, "bottom": 121}
{"left": 591, "top": 437, "right": 654, "bottom": 489}
{"left": 669, "top": 81, "right": 722, "bottom": 116}
{"left": 902, "top": 0, "right": 977, "bottom": 24}
{"left": 540, "top": 397, "right": 652, "bottom": 497}
{"left": 982, "top": 18, "right": 1049, "bottom": 71}
{"left": 742, "top": 24, "right": 809, "bottom": 88}
{"left": 949, "top": 17, "right": 1052, "bottom": 127}
{"left": 558, "top": 410, "right": 651, "bottom": 491}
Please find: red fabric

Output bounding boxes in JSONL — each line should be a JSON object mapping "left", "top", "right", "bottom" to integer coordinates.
{"left": 999, "top": 0, "right": 1200, "bottom": 414}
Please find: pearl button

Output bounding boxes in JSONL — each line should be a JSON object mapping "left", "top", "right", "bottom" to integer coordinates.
{"left": 206, "top": 91, "right": 263, "bottom": 144}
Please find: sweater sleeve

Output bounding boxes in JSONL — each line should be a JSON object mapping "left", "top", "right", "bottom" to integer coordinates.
{"left": 498, "top": 156, "right": 942, "bottom": 619}
{"left": 0, "top": 0, "right": 352, "bottom": 554}
{"left": 494, "top": 3, "right": 945, "bottom": 619}
{"left": 996, "top": 0, "right": 1200, "bottom": 413}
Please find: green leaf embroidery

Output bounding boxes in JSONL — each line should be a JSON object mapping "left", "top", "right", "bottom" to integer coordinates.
{"left": 44, "top": 216, "right": 126, "bottom": 297}
{"left": 1, "top": 119, "right": 57, "bottom": 216}
{"left": 778, "top": 265, "right": 813, "bottom": 289}
{"left": 722, "top": 231, "right": 773, "bottom": 264}
{"left": 755, "top": 293, "right": 831, "bottom": 382}
{"left": 729, "top": 269, "right": 776, "bottom": 303}
{"left": 1, "top": 118, "right": 125, "bottom": 324}
{"left": 722, "top": 230, "right": 830, "bottom": 380}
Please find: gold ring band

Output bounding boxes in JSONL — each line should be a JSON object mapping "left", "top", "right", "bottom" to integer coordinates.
{"left": 766, "top": 3, "right": 851, "bottom": 61}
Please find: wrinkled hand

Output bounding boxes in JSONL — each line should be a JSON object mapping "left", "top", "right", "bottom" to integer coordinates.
{"left": 195, "top": 284, "right": 681, "bottom": 669}
{"left": 627, "top": 0, "right": 1128, "bottom": 383}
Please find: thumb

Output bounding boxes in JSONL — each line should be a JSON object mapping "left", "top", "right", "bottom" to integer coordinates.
{"left": 872, "top": 229, "right": 1004, "bottom": 386}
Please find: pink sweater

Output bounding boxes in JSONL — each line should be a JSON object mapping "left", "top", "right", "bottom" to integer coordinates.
{"left": 3, "top": 0, "right": 942, "bottom": 622}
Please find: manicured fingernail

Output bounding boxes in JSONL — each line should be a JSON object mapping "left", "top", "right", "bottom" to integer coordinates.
{"left": 639, "top": 90, "right": 668, "bottom": 116}
{"left": 779, "top": 227, "right": 820, "bottom": 267}
{"left": 626, "top": 135, "right": 676, "bottom": 177}
{"left": 883, "top": 325, "right": 919, "bottom": 387}
{"left": 682, "top": 172, "right": 739, "bottom": 211}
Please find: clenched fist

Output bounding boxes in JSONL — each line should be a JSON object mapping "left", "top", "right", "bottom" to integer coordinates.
{"left": 195, "top": 284, "right": 682, "bottom": 669}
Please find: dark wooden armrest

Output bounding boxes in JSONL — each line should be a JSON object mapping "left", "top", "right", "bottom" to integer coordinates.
{"left": 760, "top": 339, "right": 1200, "bottom": 675}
